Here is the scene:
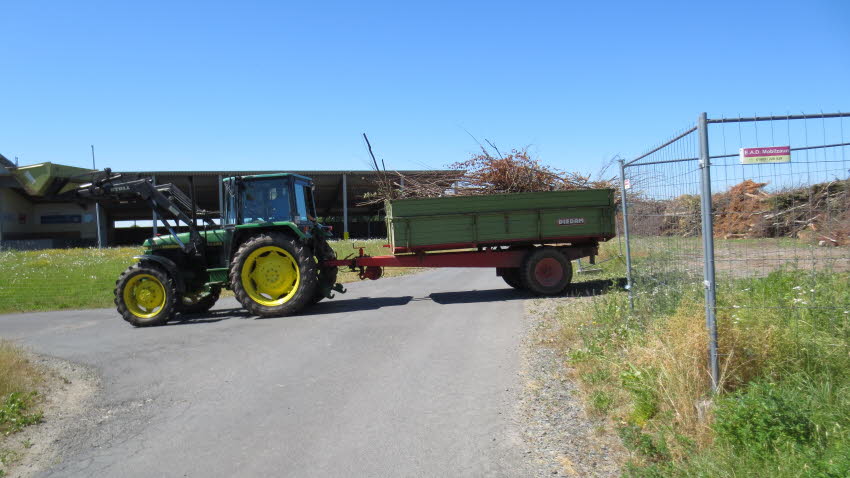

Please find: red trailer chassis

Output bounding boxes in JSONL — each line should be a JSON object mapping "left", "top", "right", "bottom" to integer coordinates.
{"left": 322, "top": 243, "right": 600, "bottom": 282}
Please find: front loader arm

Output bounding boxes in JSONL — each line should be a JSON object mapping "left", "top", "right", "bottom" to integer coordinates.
{"left": 77, "top": 169, "right": 207, "bottom": 255}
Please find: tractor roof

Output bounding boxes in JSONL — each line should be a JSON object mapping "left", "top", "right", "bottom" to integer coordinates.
{"left": 222, "top": 173, "right": 313, "bottom": 182}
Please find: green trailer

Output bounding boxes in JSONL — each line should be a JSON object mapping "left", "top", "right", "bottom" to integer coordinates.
{"left": 385, "top": 189, "right": 615, "bottom": 253}
{"left": 329, "top": 189, "right": 616, "bottom": 296}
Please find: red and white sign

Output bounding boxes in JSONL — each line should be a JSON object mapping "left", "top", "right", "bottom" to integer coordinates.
{"left": 739, "top": 146, "right": 791, "bottom": 164}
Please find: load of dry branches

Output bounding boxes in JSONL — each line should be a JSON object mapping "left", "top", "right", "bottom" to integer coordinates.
{"left": 359, "top": 138, "right": 616, "bottom": 206}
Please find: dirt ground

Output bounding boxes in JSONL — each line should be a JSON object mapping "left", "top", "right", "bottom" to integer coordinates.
{"left": 517, "top": 296, "right": 626, "bottom": 477}
{"left": 631, "top": 237, "right": 850, "bottom": 281}
{"left": 1, "top": 354, "right": 98, "bottom": 478}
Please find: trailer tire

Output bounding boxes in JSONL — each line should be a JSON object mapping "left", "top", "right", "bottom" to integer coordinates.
{"left": 311, "top": 239, "right": 338, "bottom": 305}
{"left": 520, "top": 247, "right": 572, "bottom": 296}
{"left": 114, "top": 262, "right": 178, "bottom": 327}
{"left": 231, "top": 232, "right": 318, "bottom": 317}
{"left": 178, "top": 286, "right": 221, "bottom": 315}
{"left": 497, "top": 268, "right": 524, "bottom": 290}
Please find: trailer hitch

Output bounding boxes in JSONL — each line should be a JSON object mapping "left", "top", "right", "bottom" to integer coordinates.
{"left": 339, "top": 245, "right": 385, "bottom": 281}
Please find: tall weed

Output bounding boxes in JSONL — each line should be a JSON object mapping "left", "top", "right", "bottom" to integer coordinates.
{"left": 558, "top": 267, "right": 850, "bottom": 474}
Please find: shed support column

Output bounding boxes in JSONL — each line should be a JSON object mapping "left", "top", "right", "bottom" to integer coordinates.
{"left": 96, "top": 204, "right": 107, "bottom": 248}
{"left": 343, "top": 173, "right": 349, "bottom": 240}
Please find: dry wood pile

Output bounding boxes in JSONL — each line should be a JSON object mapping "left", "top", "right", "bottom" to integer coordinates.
{"left": 712, "top": 180, "right": 771, "bottom": 238}
{"left": 642, "top": 179, "right": 850, "bottom": 245}
{"left": 359, "top": 142, "right": 616, "bottom": 206}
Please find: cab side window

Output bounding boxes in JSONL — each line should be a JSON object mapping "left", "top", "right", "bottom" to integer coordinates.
{"left": 294, "top": 183, "right": 309, "bottom": 222}
{"left": 223, "top": 181, "right": 237, "bottom": 225}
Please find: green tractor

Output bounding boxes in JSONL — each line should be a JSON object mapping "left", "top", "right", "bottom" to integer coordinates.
{"left": 78, "top": 170, "right": 342, "bottom": 327}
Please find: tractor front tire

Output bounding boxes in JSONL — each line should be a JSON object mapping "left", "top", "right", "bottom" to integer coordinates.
{"left": 520, "top": 247, "right": 573, "bottom": 296}
{"left": 230, "top": 232, "right": 318, "bottom": 317}
{"left": 114, "top": 262, "right": 178, "bottom": 327}
{"left": 178, "top": 286, "right": 221, "bottom": 315}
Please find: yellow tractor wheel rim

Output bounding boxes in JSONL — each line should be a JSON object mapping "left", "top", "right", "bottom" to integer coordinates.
{"left": 241, "top": 246, "right": 300, "bottom": 306}
{"left": 123, "top": 273, "right": 167, "bottom": 318}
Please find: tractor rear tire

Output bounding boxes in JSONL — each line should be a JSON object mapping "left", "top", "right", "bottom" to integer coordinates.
{"left": 520, "top": 247, "right": 573, "bottom": 296}
{"left": 178, "top": 286, "right": 221, "bottom": 315}
{"left": 497, "top": 267, "right": 524, "bottom": 290}
{"left": 114, "top": 262, "right": 178, "bottom": 327}
{"left": 230, "top": 232, "right": 318, "bottom": 317}
{"left": 311, "top": 239, "right": 338, "bottom": 305}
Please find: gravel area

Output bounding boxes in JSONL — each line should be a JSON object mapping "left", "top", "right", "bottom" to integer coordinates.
{"left": 518, "top": 296, "right": 625, "bottom": 477}
{"left": 1, "top": 353, "right": 99, "bottom": 478}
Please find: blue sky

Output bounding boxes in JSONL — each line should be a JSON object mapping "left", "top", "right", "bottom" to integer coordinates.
{"left": 1, "top": 0, "right": 848, "bottom": 175}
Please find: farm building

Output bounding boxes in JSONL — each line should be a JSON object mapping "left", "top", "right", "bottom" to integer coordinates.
{"left": 0, "top": 153, "right": 459, "bottom": 249}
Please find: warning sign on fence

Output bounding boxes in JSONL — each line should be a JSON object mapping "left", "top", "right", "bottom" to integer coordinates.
{"left": 739, "top": 146, "right": 791, "bottom": 164}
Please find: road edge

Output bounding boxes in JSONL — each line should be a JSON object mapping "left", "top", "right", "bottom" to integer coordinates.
{"left": 517, "top": 296, "right": 626, "bottom": 477}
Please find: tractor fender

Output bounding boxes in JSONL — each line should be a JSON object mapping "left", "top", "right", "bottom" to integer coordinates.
{"left": 231, "top": 223, "right": 309, "bottom": 256}
{"left": 233, "top": 221, "right": 307, "bottom": 239}
{"left": 133, "top": 255, "right": 186, "bottom": 293}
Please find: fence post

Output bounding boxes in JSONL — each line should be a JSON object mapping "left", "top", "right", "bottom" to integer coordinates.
{"left": 698, "top": 112, "right": 719, "bottom": 392}
{"left": 618, "top": 159, "right": 634, "bottom": 309}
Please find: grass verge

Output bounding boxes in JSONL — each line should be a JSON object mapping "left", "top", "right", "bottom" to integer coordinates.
{"left": 0, "top": 239, "right": 421, "bottom": 314}
{"left": 0, "top": 247, "right": 141, "bottom": 314}
{"left": 0, "top": 341, "right": 44, "bottom": 475}
{"left": 554, "top": 243, "right": 850, "bottom": 476}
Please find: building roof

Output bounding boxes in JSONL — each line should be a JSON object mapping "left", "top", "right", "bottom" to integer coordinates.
{"left": 105, "top": 169, "right": 461, "bottom": 220}
{"left": 1, "top": 163, "right": 461, "bottom": 220}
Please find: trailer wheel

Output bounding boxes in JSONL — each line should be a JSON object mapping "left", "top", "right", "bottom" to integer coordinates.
{"left": 114, "top": 262, "right": 178, "bottom": 327}
{"left": 311, "top": 239, "right": 338, "bottom": 305}
{"left": 497, "top": 268, "right": 524, "bottom": 290}
{"left": 178, "top": 286, "right": 221, "bottom": 315}
{"left": 231, "top": 232, "right": 318, "bottom": 317}
{"left": 520, "top": 248, "right": 572, "bottom": 296}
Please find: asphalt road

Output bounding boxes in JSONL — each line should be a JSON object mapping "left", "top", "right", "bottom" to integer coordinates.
{"left": 0, "top": 269, "right": 533, "bottom": 477}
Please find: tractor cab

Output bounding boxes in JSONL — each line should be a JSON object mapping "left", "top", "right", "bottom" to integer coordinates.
{"left": 222, "top": 173, "right": 316, "bottom": 226}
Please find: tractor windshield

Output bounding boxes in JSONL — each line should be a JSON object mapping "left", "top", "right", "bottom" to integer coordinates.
{"left": 241, "top": 179, "right": 292, "bottom": 223}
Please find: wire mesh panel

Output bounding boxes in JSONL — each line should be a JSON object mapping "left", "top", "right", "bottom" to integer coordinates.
{"left": 622, "top": 127, "right": 704, "bottom": 305}
{"left": 622, "top": 112, "right": 850, "bottom": 391}
{"left": 707, "top": 114, "right": 850, "bottom": 344}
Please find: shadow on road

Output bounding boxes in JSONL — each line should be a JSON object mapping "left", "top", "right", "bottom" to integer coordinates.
{"left": 299, "top": 295, "right": 415, "bottom": 316}
{"left": 170, "top": 307, "right": 250, "bottom": 325}
{"left": 429, "top": 288, "right": 529, "bottom": 304}
{"left": 169, "top": 297, "right": 417, "bottom": 324}
{"left": 429, "top": 278, "right": 627, "bottom": 305}
{"left": 169, "top": 277, "right": 626, "bottom": 324}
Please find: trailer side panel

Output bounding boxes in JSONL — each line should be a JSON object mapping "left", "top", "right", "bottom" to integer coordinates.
{"left": 386, "top": 189, "right": 615, "bottom": 253}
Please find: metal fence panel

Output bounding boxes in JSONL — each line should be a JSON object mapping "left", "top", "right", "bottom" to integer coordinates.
{"left": 623, "top": 112, "right": 850, "bottom": 392}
